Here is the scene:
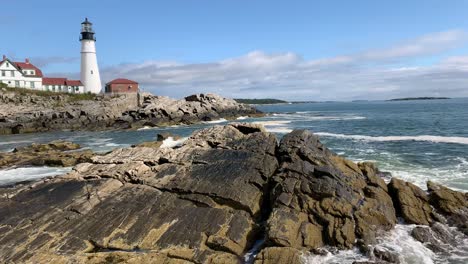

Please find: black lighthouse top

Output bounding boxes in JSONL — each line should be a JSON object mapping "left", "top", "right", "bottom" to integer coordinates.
{"left": 80, "top": 18, "right": 96, "bottom": 41}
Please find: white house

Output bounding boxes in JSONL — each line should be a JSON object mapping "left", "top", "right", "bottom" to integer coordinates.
{"left": 0, "top": 56, "right": 42, "bottom": 89}
{"left": 0, "top": 55, "right": 84, "bottom": 93}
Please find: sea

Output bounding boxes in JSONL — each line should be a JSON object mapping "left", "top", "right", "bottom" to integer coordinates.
{"left": 1, "top": 98, "right": 467, "bottom": 263}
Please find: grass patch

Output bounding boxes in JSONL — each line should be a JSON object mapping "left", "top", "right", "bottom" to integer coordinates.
{"left": 3, "top": 87, "right": 97, "bottom": 102}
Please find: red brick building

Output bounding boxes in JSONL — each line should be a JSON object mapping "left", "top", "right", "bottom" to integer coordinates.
{"left": 105, "top": 78, "right": 139, "bottom": 94}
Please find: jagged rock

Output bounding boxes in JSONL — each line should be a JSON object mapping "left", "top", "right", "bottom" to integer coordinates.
{"left": 427, "top": 181, "right": 468, "bottom": 233}
{"left": 1, "top": 124, "right": 467, "bottom": 263}
{"left": 266, "top": 130, "right": 396, "bottom": 250}
{"left": 373, "top": 247, "right": 400, "bottom": 263}
{"left": 0, "top": 124, "right": 277, "bottom": 263}
{"left": 387, "top": 178, "right": 433, "bottom": 225}
{"left": 0, "top": 89, "right": 260, "bottom": 134}
{"left": 0, "top": 140, "right": 94, "bottom": 169}
{"left": 411, "top": 223, "right": 458, "bottom": 253}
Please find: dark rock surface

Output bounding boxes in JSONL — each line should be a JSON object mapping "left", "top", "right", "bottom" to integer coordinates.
{"left": 0, "top": 90, "right": 261, "bottom": 134}
{"left": 0, "top": 124, "right": 466, "bottom": 263}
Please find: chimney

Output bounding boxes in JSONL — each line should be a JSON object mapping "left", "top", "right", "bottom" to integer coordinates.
{"left": 2, "top": 55, "right": 5, "bottom": 61}
{"left": 25, "top": 58, "right": 30, "bottom": 64}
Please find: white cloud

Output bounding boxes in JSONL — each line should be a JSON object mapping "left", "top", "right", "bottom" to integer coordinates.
{"left": 95, "top": 29, "right": 468, "bottom": 100}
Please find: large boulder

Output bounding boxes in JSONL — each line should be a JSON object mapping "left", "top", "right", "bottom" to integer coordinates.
{"left": 427, "top": 181, "right": 468, "bottom": 234}
{"left": 265, "top": 130, "right": 396, "bottom": 250}
{"left": 387, "top": 178, "right": 433, "bottom": 225}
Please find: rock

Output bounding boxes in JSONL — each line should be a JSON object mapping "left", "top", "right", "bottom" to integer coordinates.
{"left": 0, "top": 141, "right": 94, "bottom": 169}
{"left": 373, "top": 247, "right": 400, "bottom": 263}
{"left": 157, "top": 132, "right": 182, "bottom": 142}
{"left": 411, "top": 223, "right": 458, "bottom": 253}
{"left": 0, "top": 89, "right": 261, "bottom": 134}
{"left": 254, "top": 247, "right": 303, "bottom": 264}
{"left": 266, "top": 130, "right": 396, "bottom": 250}
{"left": 1, "top": 124, "right": 467, "bottom": 263}
{"left": 387, "top": 178, "right": 433, "bottom": 225}
{"left": 0, "top": 124, "right": 277, "bottom": 263}
{"left": 427, "top": 181, "right": 468, "bottom": 233}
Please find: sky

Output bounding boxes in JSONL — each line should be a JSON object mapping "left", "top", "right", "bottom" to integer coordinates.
{"left": 2, "top": 0, "right": 468, "bottom": 100}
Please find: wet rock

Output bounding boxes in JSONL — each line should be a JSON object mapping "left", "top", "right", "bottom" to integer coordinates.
{"left": 411, "top": 223, "right": 458, "bottom": 253}
{"left": 387, "top": 178, "right": 433, "bottom": 225}
{"left": 0, "top": 140, "right": 94, "bottom": 169}
{"left": 373, "top": 247, "right": 400, "bottom": 263}
{"left": 427, "top": 181, "right": 468, "bottom": 234}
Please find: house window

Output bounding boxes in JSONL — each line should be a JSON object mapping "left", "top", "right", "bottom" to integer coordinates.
{"left": 15, "top": 81, "right": 19, "bottom": 87}
{"left": 30, "top": 82, "right": 35, "bottom": 88}
{"left": 30, "top": 71, "right": 34, "bottom": 75}
{"left": 1, "top": 71, "right": 5, "bottom": 77}
{"left": 11, "top": 71, "right": 14, "bottom": 77}
{"left": 91, "top": 70, "right": 93, "bottom": 74}
{"left": 6, "top": 62, "right": 9, "bottom": 67}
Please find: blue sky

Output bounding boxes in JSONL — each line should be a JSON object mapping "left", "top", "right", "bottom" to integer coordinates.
{"left": 2, "top": 0, "right": 468, "bottom": 100}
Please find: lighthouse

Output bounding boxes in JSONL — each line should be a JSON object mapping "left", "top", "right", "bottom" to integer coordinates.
{"left": 80, "top": 18, "right": 102, "bottom": 93}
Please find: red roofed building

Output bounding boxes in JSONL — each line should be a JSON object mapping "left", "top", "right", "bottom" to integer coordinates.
{"left": 0, "top": 55, "right": 84, "bottom": 93}
{"left": 43, "top": 78, "right": 84, "bottom": 93}
{"left": 105, "top": 78, "right": 139, "bottom": 94}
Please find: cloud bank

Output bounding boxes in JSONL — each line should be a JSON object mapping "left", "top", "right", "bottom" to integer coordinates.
{"left": 97, "top": 29, "right": 468, "bottom": 100}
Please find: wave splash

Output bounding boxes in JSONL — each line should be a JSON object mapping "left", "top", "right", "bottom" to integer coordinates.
{"left": 316, "top": 132, "right": 468, "bottom": 145}
{"left": 161, "top": 137, "right": 188, "bottom": 148}
{"left": 0, "top": 167, "right": 72, "bottom": 186}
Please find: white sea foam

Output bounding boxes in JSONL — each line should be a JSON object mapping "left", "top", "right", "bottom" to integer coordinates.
{"left": 0, "top": 167, "right": 72, "bottom": 186}
{"left": 203, "top": 118, "right": 228, "bottom": 124}
{"left": 160, "top": 137, "right": 188, "bottom": 148}
{"left": 87, "top": 138, "right": 113, "bottom": 146}
{"left": 316, "top": 132, "right": 468, "bottom": 145}
{"left": 253, "top": 121, "right": 293, "bottom": 133}
{"left": 271, "top": 112, "right": 366, "bottom": 121}
{"left": 236, "top": 116, "right": 249, "bottom": 120}
{"left": 303, "top": 225, "right": 436, "bottom": 264}
{"left": 137, "top": 126, "right": 155, "bottom": 130}
{"left": 253, "top": 120, "right": 292, "bottom": 126}
{"left": 0, "top": 140, "right": 34, "bottom": 146}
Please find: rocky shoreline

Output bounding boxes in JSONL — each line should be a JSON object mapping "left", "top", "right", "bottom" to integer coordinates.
{"left": 0, "top": 88, "right": 262, "bottom": 134}
{"left": 0, "top": 124, "right": 467, "bottom": 263}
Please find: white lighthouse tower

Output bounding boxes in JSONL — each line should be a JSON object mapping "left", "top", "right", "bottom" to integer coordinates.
{"left": 80, "top": 18, "right": 102, "bottom": 93}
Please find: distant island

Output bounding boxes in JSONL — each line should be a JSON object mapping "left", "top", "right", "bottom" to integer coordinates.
{"left": 234, "top": 98, "right": 288, "bottom": 104}
{"left": 388, "top": 97, "right": 450, "bottom": 101}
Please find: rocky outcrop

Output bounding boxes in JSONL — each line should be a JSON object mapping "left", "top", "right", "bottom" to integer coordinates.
{"left": 266, "top": 130, "right": 397, "bottom": 251}
{"left": 0, "top": 89, "right": 261, "bottom": 134}
{"left": 0, "top": 140, "right": 94, "bottom": 169}
{"left": 0, "top": 124, "right": 466, "bottom": 263}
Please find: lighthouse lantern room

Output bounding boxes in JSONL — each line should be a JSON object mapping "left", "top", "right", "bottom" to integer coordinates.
{"left": 80, "top": 18, "right": 102, "bottom": 94}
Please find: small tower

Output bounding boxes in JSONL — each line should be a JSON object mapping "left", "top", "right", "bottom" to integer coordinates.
{"left": 80, "top": 18, "right": 102, "bottom": 93}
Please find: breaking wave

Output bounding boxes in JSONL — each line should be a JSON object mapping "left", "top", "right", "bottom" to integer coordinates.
{"left": 253, "top": 120, "right": 293, "bottom": 134}
{"left": 303, "top": 224, "right": 468, "bottom": 264}
{"left": 161, "top": 137, "right": 188, "bottom": 148}
{"left": 203, "top": 118, "right": 228, "bottom": 124}
{"left": 0, "top": 167, "right": 72, "bottom": 186}
{"left": 316, "top": 133, "right": 468, "bottom": 145}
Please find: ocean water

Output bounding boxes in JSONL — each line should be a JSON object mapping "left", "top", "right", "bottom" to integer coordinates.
{"left": 1, "top": 98, "right": 467, "bottom": 263}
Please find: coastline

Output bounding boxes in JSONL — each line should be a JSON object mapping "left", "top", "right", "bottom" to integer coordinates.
{"left": 0, "top": 88, "right": 263, "bottom": 135}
